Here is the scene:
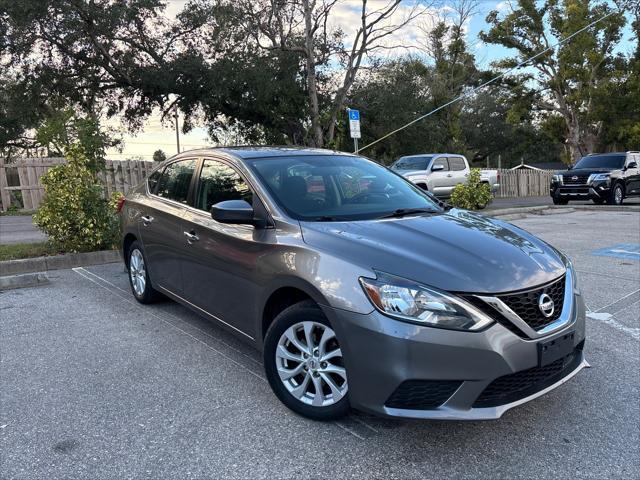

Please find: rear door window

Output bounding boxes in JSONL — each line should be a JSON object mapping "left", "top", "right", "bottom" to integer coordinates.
{"left": 155, "top": 159, "right": 197, "bottom": 204}
{"left": 448, "top": 157, "right": 466, "bottom": 171}
{"left": 432, "top": 157, "right": 449, "bottom": 171}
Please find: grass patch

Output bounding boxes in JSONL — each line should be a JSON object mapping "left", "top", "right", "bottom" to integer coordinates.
{"left": 0, "top": 242, "right": 62, "bottom": 261}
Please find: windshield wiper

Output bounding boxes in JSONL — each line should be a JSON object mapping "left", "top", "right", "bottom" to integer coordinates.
{"left": 377, "top": 208, "right": 437, "bottom": 219}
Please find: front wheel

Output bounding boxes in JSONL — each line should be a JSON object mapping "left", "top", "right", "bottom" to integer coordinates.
{"left": 264, "top": 301, "right": 350, "bottom": 420}
{"left": 127, "top": 241, "right": 161, "bottom": 304}
{"left": 610, "top": 183, "right": 624, "bottom": 205}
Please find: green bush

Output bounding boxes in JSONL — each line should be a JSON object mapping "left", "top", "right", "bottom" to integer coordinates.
{"left": 33, "top": 144, "right": 121, "bottom": 252}
{"left": 449, "top": 168, "right": 492, "bottom": 210}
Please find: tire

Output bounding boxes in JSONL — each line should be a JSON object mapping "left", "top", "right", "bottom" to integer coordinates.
{"left": 552, "top": 196, "right": 569, "bottom": 205}
{"left": 127, "top": 241, "right": 161, "bottom": 304}
{"left": 263, "top": 301, "right": 350, "bottom": 420}
{"left": 610, "top": 183, "right": 624, "bottom": 205}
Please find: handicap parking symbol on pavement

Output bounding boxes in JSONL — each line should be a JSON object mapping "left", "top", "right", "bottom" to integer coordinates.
{"left": 592, "top": 243, "right": 640, "bottom": 261}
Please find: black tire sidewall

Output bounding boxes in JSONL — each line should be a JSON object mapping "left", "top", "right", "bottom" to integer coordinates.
{"left": 263, "top": 302, "right": 350, "bottom": 420}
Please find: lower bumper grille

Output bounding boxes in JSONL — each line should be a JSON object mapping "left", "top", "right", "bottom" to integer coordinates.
{"left": 385, "top": 380, "right": 462, "bottom": 410}
{"left": 473, "top": 341, "right": 584, "bottom": 408}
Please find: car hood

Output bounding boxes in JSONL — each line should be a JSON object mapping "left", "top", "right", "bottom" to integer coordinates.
{"left": 394, "top": 169, "right": 424, "bottom": 177}
{"left": 300, "top": 209, "right": 565, "bottom": 294}
{"left": 555, "top": 168, "right": 615, "bottom": 175}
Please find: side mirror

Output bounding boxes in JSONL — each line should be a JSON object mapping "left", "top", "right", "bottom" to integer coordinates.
{"left": 431, "top": 164, "right": 445, "bottom": 172}
{"left": 211, "top": 200, "right": 261, "bottom": 227}
{"left": 626, "top": 161, "right": 637, "bottom": 170}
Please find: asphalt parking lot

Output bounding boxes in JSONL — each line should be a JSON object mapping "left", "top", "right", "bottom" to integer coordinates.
{"left": 1, "top": 209, "right": 639, "bottom": 479}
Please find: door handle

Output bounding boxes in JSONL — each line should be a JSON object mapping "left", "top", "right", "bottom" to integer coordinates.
{"left": 141, "top": 215, "right": 154, "bottom": 225}
{"left": 184, "top": 231, "right": 199, "bottom": 243}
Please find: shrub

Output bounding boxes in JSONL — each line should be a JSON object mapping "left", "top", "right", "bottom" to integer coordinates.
{"left": 449, "top": 168, "right": 492, "bottom": 210}
{"left": 33, "top": 144, "right": 121, "bottom": 252}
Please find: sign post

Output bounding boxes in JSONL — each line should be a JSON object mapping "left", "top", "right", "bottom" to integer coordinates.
{"left": 347, "top": 108, "right": 361, "bottom": 153}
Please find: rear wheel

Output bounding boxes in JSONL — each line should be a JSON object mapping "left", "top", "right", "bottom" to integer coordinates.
{"left": 127, "top": 241, "right": 161, "bottom": 304}
{"left": 264, "top": 301, "right": 350, "bottom": 420}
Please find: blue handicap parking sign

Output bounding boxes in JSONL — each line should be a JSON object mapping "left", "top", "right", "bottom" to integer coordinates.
{"left": 349, "top": 109, "right": 360, "bottom": 121}
{"left": 592, "top": 243, "right": 640, "bottom": 261}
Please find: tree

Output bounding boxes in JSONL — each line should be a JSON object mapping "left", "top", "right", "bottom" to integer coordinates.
{"left": 152, "top": 149, "right": 167, "bottom": 162}
{"left": 480, "top": 0, "right": 628, "bottom": 161}
{"left": 236, "top": 0, "right": 432, "bottom": 147}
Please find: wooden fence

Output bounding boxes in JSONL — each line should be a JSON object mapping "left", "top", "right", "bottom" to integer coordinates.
{"left": 0, "top": 157, "right": 155, "bottom": 211}
{"left": 0, "top": 158, "right": 556, "bottom": 211}
{"left": 491, "top": 169, "right": 554, "bottom": 198}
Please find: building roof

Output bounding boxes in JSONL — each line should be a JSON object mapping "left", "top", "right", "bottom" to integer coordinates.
{"left": 511, "top": 162, "right": 567, "bottom": 171}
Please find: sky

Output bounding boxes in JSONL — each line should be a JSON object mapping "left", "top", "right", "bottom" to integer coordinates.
{"left": 105, "top": 0, "right": 636, "bottom": 160}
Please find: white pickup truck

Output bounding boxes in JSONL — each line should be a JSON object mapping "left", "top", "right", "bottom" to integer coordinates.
{"left": 390, "top": 153, "right": 500, "bottom": 198}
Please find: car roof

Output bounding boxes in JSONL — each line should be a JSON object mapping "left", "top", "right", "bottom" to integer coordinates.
{"left": 170, "top": 146, "right": 356, "bottom": 161}
{"left": 398, "top": 153, "right": 463, "bottom": 158}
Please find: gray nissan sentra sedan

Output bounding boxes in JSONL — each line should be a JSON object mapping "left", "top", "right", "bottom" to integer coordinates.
{"left": 119, "top": 147, "right": 588, "bottom": 420}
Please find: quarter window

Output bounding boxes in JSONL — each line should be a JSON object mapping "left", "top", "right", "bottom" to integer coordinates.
{"left": 196, "top": 159, "right": 253, "bottom": 212}
{"left": 432, "top": 158, "right": 449, "bottom": 171}
{"left": 155, "top": 159, "right": 197, "bottom": 204}
{"left": 449, "top": 157, "right": 466, "bottom": 171}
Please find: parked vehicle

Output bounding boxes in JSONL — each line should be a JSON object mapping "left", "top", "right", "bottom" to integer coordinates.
{"left": 120, "top": 147, "right": 586, "bottom": 421}
{"left": 391, "top": 154, "right": 500, "bottom": 198}
{"left": 550, "top": 152, "right": 640, "bottom": 205}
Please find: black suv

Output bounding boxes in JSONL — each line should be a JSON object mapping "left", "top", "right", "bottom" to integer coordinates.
{"left": 550, "top": 152, "right": 640, "bottom": 205}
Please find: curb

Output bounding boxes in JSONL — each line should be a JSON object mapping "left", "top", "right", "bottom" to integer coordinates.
{"left": 0, "top": 272, "right": 49, "bottom": 291}
{"left": 485, "top": 204, "right": 640, "bottom": 218}
{"left": 0, "top": 250, "right": 121, "bottom": 276}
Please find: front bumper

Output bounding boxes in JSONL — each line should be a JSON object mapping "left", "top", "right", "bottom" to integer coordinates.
{"left": 550, "top": 181, "right": 610, "bottom": 201}
{"left": 322, "top": 288, "right": 587, "bottom": 420}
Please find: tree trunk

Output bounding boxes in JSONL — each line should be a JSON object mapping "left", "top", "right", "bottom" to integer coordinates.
{"left": 303, "top": 0, "right": 323, "bottom": 147}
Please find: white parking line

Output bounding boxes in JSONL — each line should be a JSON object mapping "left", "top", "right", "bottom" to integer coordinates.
{"left": 586, "top": 311, "right": 640, "bottom": 341}
{"left": 73, "top": 267, "right": 365, "bottom": 441}
{"left": 74, "top": 267, "right": 263, "bottom": 367}
{"left": 72, "top": 267, "right": 268, "bottom": 381}
{"left": 596, "top": 288, "right": 640, "bottom": 313}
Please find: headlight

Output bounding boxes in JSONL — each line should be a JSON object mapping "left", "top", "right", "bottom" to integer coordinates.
{"left": 552, "top": 174, "right": 563, "bottom": 184}
{"left": 359, "top": 272, "right": 494, "bottom": 331}
{"left": 588, "top": 173, "right": 609, "bottom": 184}
{"left": 564, "top": 256, "right": 580, "bottom": 295}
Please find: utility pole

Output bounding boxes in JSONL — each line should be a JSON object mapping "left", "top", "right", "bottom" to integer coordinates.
{"left": 498, "top": 154, "right": 501, "bottom": 170}
{"left": 174, "top": 110, "right": 180, "bottom": 154}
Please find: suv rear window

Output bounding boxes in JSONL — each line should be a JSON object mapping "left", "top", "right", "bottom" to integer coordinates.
{"left": 155, "top": 159, "right": 197, "bottom": 204}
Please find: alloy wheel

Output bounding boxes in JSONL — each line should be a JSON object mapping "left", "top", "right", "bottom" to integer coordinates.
{"left": 129, "top": 248, "right": 147, "bottom": 296}
{"left": 614, "top": 186, "right": 623, "bottom": 205}
{"left": 275, "top": 321, "right": 347, "bottom": 407}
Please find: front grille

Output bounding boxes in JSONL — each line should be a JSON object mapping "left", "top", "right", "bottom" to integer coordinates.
{"left": 385, "top": 380, "right": 462, "bottom": 410}
{"left": 498, "top": 275, "right": 565, "bottom": 331}
{"left": 473, "top": 342, "right": 583, "bottom": 408}
{"left": 562, "top": 174, "right": 589, "bottom": 185}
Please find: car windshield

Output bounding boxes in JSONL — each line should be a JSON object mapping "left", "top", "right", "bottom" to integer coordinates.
{"left": 391, "top": 156, "right": 432, "bottom": 170}
{"left": 573, "top": 155, "right": 625, "bottom": 169}
{"left": 246, "top": 155, "right": 441, "bottom": 221}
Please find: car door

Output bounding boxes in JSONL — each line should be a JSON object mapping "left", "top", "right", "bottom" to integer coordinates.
{"left": 447, "top": 156, "right": 469, "bottom": 192}
{"left": 179, "top": 158, "right": 270, "bottom": 338}
{"left": 626, "top": 154, "right": 640, "bottom": 195}
{"left": 428, "top": 157, "right": 450, "bottom": 196}
{"left": 138, "top": 158, "right": 198, "bottom": 295}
